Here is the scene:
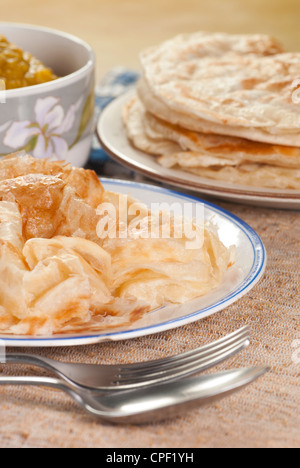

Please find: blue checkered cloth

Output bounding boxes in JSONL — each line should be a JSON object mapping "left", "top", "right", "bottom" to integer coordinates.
{"left": 86, "top": 67, "right": 142, "bottom": 179}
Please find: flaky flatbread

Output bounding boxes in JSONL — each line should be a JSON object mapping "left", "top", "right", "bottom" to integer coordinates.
{"left": 139, "top": 32, "right": 300, "bottom": 146}
{"left": 0, "top": 154, "right": 234, "bottom": 335}
{"left": 123, "top": 96, "right": 300, "bottom": 189}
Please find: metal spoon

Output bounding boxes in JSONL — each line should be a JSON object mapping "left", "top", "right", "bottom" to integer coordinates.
{"left": 0, "top": 366, "right": 269, "bottom": 424}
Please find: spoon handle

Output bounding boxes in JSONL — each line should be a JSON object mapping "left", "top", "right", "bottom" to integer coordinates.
{"left": 0, "top": 374, "right": 84, "bottom": 410}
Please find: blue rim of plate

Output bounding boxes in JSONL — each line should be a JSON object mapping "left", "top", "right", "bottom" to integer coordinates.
{"left": 2, "top": 179, "right": 266, "bottom": 345}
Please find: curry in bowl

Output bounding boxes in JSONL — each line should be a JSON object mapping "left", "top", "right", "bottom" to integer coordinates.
{"left": 0, "top": 35, "right": 58, "bottom": 89}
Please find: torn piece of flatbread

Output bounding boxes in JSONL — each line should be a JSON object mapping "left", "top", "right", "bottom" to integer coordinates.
{"left": 0, "top": 154, "right": 235, "bottom": 335}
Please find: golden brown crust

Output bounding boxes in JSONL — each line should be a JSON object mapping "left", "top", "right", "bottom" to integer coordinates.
{"left": 0, "top": 174, "right": 66, "bottom": 239}
{"left": 0, "top": 153, "right": 71, "bottom": 181}
{"left": 0, "top": 155, "right": 105, "bottom": 240}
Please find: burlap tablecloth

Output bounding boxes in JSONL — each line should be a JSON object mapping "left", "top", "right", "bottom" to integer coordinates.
{"left": 0, "top": 70, "right": 299, "bottom": 448}
{"left": 0, "top": 197, "right": 299, "bottom": 448}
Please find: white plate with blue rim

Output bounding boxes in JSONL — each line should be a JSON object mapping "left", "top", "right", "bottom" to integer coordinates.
{"left": 1, "top": 179, "right": 266, "bottom": 347}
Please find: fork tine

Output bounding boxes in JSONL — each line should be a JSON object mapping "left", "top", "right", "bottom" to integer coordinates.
{"left": 119, "top": 326, "right": 250, "bottom": 377}
{"left": 117, "top": 333, "right": 250, "bottom": 386}
{"left": 119, "top": 335, "right": 250, "bottom": 383}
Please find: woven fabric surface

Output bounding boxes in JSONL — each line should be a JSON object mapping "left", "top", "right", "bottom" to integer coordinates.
{"left": 0, "top": 70, "right": 299, "bottom": 448}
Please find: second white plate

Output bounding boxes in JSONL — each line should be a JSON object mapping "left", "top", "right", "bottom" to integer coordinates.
{"left": 97, "top": 90, "right": 300, "bottom": 210}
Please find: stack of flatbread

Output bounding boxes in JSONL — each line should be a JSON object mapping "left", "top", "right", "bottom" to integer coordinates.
{"left": 123, "top": 32, "right": 300, "bottom": 190}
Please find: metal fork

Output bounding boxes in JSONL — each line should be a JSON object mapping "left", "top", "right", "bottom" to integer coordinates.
{"left": 3, "top": 326, "right": 250, "bottom": 390}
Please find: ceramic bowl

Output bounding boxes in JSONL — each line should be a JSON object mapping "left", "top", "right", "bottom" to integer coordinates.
{"left": 0, "top": 22, "right": 95, "bottom": 167}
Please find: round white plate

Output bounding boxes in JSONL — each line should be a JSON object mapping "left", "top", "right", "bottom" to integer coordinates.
{"left": 1, "top": 179, "right": 266, "bottom": 347}
{"left": 97, "top": 90, "right": 300, "bottom": 210}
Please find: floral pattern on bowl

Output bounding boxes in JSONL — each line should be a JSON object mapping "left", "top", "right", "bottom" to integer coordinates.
{"left": 0, "top": 22, "right": 96, "bottom": 167}
{"left": 0, "top": 90, "right": 94, "bottom": 162}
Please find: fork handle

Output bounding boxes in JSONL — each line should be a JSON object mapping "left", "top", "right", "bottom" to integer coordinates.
{"left": 4, "top": 353, "right": 59, "bottom": 376}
